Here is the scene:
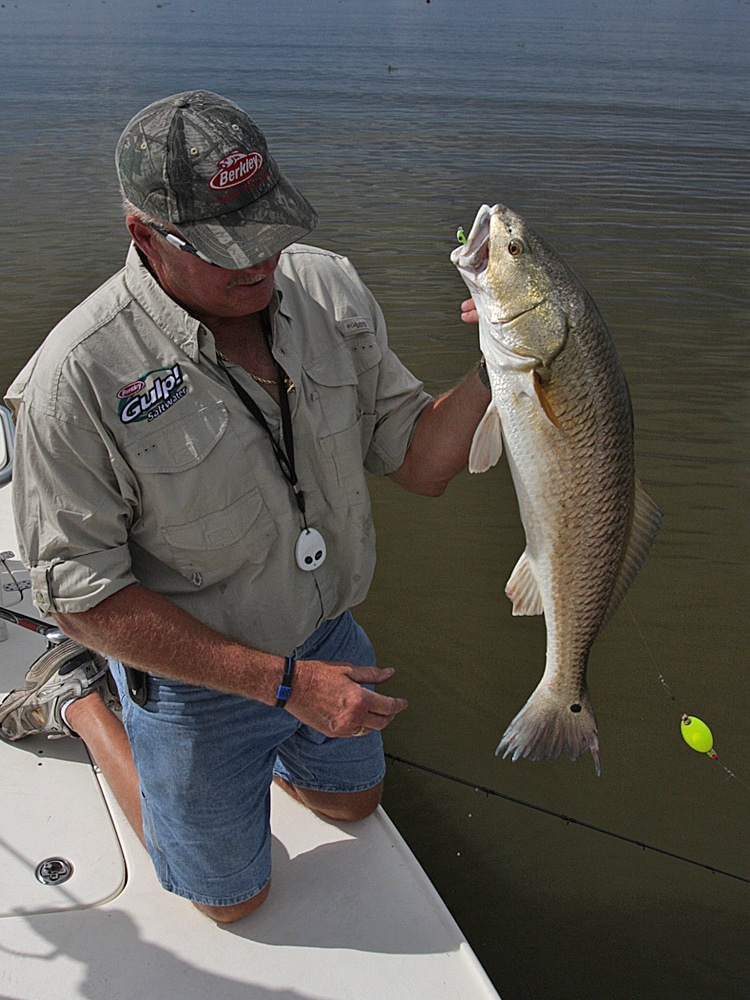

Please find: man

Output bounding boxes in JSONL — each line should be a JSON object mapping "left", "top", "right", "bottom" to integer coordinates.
{"left": 0, "top": 91, "right": 490, "bottom": 923}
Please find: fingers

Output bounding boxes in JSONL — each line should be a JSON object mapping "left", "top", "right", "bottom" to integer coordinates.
{"left": 288, "top": 660, "right": 408, "bottom": 738}
{"left": 358, "top": 687, "right": 408, "bottom": 730}
{"left": 345, "top": 666, "right": 408, "bottom": 727}
{"left": 460, "top": 297, "right": 479, "bottom": 324}
{"left": 348, "top": 680, "right": 408, "bottom": 732}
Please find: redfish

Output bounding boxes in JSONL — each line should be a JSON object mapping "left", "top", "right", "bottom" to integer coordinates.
{"left": 452, "top": 204, "right": 661, "bottom": 773}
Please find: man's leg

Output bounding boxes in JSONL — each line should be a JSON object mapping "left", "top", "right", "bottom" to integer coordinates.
{"left": 67, "top": 693, "right": 272, "bottom": 923}
{"left": 273, "top": 613, "right": 387, "bottom": 819}
{"left": 272, "top": 774, "right": 383, "bottom": 822}
{"left": 107, "top": 660, "right": 310, "bottom": 923}
{"left": 0, "top": 650, "right": 271, "bottom": 924}
{"left": 0, "top": 629, "right": 382, "bottom": 924}
{"left": 65, "top": 691, "right": 145, "bottom": 844}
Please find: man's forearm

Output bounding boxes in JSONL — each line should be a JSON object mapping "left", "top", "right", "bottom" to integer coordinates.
{"left": 54, "top": 582, "right": 284, "bottom": 705}
{"left": 54, "top": 582, "right": 409, "bottom": 737}
{"left": 389, "top": 363, "right": 490, "bottom": 497}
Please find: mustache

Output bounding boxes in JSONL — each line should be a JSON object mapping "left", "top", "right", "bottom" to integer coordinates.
{"left": 227, "top": 271, "right": 272, "bottom": 288}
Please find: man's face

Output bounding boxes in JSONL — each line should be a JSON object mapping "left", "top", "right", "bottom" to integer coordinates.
{"left": 130, "top": 217, "right": 281, "bottom": 324}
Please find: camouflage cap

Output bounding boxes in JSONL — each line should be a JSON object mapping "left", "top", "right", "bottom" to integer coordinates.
{"left": 115, "top": 90, "right": 318, "bottom": 269}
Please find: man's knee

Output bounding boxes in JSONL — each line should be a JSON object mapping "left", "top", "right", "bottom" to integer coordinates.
{"left": 193, "top": 881, "right": 271, "bottom": 924}
{"left": 274, "top": 775, "right": 383, "bottom": 822}
{"left": 332, "top": 781, "right": 383, "bottom": 822}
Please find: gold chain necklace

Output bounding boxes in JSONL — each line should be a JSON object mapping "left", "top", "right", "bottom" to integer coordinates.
{"left": 216, "top": 351, "right": 295, "bottom": 393}
{"left": 248, "top": 372, "right": 295, "bottom": 394}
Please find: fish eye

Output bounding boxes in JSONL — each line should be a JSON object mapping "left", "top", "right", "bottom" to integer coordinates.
{"left": 508, "top": 239, "right": 525, "bottom": 257}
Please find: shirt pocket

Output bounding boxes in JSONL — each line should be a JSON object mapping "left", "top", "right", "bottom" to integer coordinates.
{"left": 122, "top": 402, "right": 277, "bottom": 585}
{"left": 160, "top": 488, "right": 278, "bottom": 586}
{"left": 305, "top": 330, "right": 381, "bottom": 454}
{"left": 305, "top": 330, "right": 382, "bottom": 390}
{"left": 339, "top": 330, "right": 381, "bottom": 453}
{"left": 318, "top": 419, "right": 372, "bottom": 509}
{"left": 341, "top": 328, "right": 382, "bottom": 379}
{"left": 304, "top": 340, "right": 377, "bottom": 509}
{"left": 125, "top": 402, "right": 229, "bottom": 474}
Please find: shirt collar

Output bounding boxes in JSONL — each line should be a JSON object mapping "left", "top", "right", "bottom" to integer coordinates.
{"left": 123, "top": 242, "right": 290, "bottom": 364}
{"left": 123, "top": 243, "right": 204, "bottom": 362}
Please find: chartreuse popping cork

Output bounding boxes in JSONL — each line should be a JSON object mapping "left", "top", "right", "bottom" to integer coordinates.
{"left": 680, "top": 715, "right": 716, "bottom": 758}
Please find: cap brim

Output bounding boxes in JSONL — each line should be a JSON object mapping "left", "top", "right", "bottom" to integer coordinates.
{"left": 179, "top": 175, "right": 318, "bottom": 269}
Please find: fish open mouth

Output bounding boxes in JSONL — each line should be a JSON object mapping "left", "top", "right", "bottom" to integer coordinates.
{"left": 452, "top": 204, "right": 548, "bottom": 334}
{"left": 451, "top": 204, "right": 491, "bottom": 280}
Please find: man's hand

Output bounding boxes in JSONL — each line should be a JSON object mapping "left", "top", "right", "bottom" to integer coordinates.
{"left": 54, "top": 585, "right": 408, "bottom": 738}
{"left": 286, "top": 661, "right": 407, "bottom": 738}
{"left": 461, "top": 297, "right": 479, "bottom": 325}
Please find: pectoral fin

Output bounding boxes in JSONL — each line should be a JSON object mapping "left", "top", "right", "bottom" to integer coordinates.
{"left": 505, "top": 551, "right": 544, "bottom": 616}
{"left": 469, "top": 401, "right": 503, "bottom": 473}
{"left": 533, "top": 371, "right": 562, "bottom": 429}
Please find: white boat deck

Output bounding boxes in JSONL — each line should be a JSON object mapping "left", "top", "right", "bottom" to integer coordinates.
{"left": 0, "top": 440, "right": 500, "bottom": 1000}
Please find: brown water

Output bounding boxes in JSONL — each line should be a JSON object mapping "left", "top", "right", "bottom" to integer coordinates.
{"left": 2, "top": 1, "right": 749, "bottom": 996}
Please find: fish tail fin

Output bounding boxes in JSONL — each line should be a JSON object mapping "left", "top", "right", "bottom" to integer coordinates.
{"left": 495, "top": 684, "right": 600, "bottom": 776}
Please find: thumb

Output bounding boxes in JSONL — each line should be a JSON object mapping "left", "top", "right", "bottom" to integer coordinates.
{"left": 346, "top": 665, "right": 397, "bottom": 687}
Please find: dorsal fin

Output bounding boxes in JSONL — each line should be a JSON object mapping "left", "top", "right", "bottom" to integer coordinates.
{"left": 603, "top": 477, "right": 662, "bottom": 626}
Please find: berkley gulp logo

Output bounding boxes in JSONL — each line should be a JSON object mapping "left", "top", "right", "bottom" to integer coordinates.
{"left": 209, "top": 150, "right": 263, "bottom": 191}
{"left": 118, "top": 365, "right": 187, "bottom": 424}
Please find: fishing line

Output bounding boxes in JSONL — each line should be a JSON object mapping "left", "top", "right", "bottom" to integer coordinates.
{"left": 623, "top": 597, "right": 750, "bottom": 793}
{"left": 383, "top": 751, "right": 750, "bottom": 887}
{"left": 383, "top": 597, "right": 750, "bottom": 887}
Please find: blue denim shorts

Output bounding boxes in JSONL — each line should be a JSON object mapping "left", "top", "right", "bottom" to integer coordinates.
{"left": 109, "top": 612, "right": 385, "bottom": 907}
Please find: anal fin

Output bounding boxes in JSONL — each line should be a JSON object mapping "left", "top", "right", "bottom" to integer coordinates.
{"left": 505, "top": 551, "right": 544, "bottom": 616}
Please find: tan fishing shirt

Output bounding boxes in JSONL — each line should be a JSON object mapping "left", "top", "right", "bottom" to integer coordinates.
{"left": 6, "top": 243, "right": 431, "bottom": 656}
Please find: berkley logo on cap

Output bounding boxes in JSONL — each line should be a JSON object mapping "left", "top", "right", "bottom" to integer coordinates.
{"left": 209, "top": 150, "right": 264, "bottom": 191}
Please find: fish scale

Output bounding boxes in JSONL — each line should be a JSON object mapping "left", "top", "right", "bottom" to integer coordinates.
{"left": 452, "top": 204, "right": 661, "bottom": 774}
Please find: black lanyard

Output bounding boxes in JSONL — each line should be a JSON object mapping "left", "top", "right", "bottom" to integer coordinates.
{"left": 218, "top": 312, "right": 307, "bottom": 522}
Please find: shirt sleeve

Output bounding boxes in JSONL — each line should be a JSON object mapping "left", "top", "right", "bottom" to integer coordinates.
{"left": 365, "top": 342, "right": 432, "bottom": 476}
{"left": 12, "top": 400, "right": 139, "bottom": 616}
{"left": 334, "top": 256, "right": 432, "bottom": 476}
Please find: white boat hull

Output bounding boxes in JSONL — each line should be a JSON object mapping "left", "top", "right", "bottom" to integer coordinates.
{"left": 0, "top": 413, "right": 500, "bottom": 999}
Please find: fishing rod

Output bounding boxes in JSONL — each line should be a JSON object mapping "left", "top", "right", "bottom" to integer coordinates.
{"left": 0, "top": 550, "right": 66, "bottom": 642}
{"left": 0, "top": 603, "right": 66, "bottom": 641}
{"left": 383, "top": 751, "right": 750, "bottom": 887}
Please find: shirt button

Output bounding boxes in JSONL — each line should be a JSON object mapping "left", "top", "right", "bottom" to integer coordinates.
{"left": 190, "top": 572, "right": 203, "bottom": 587}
